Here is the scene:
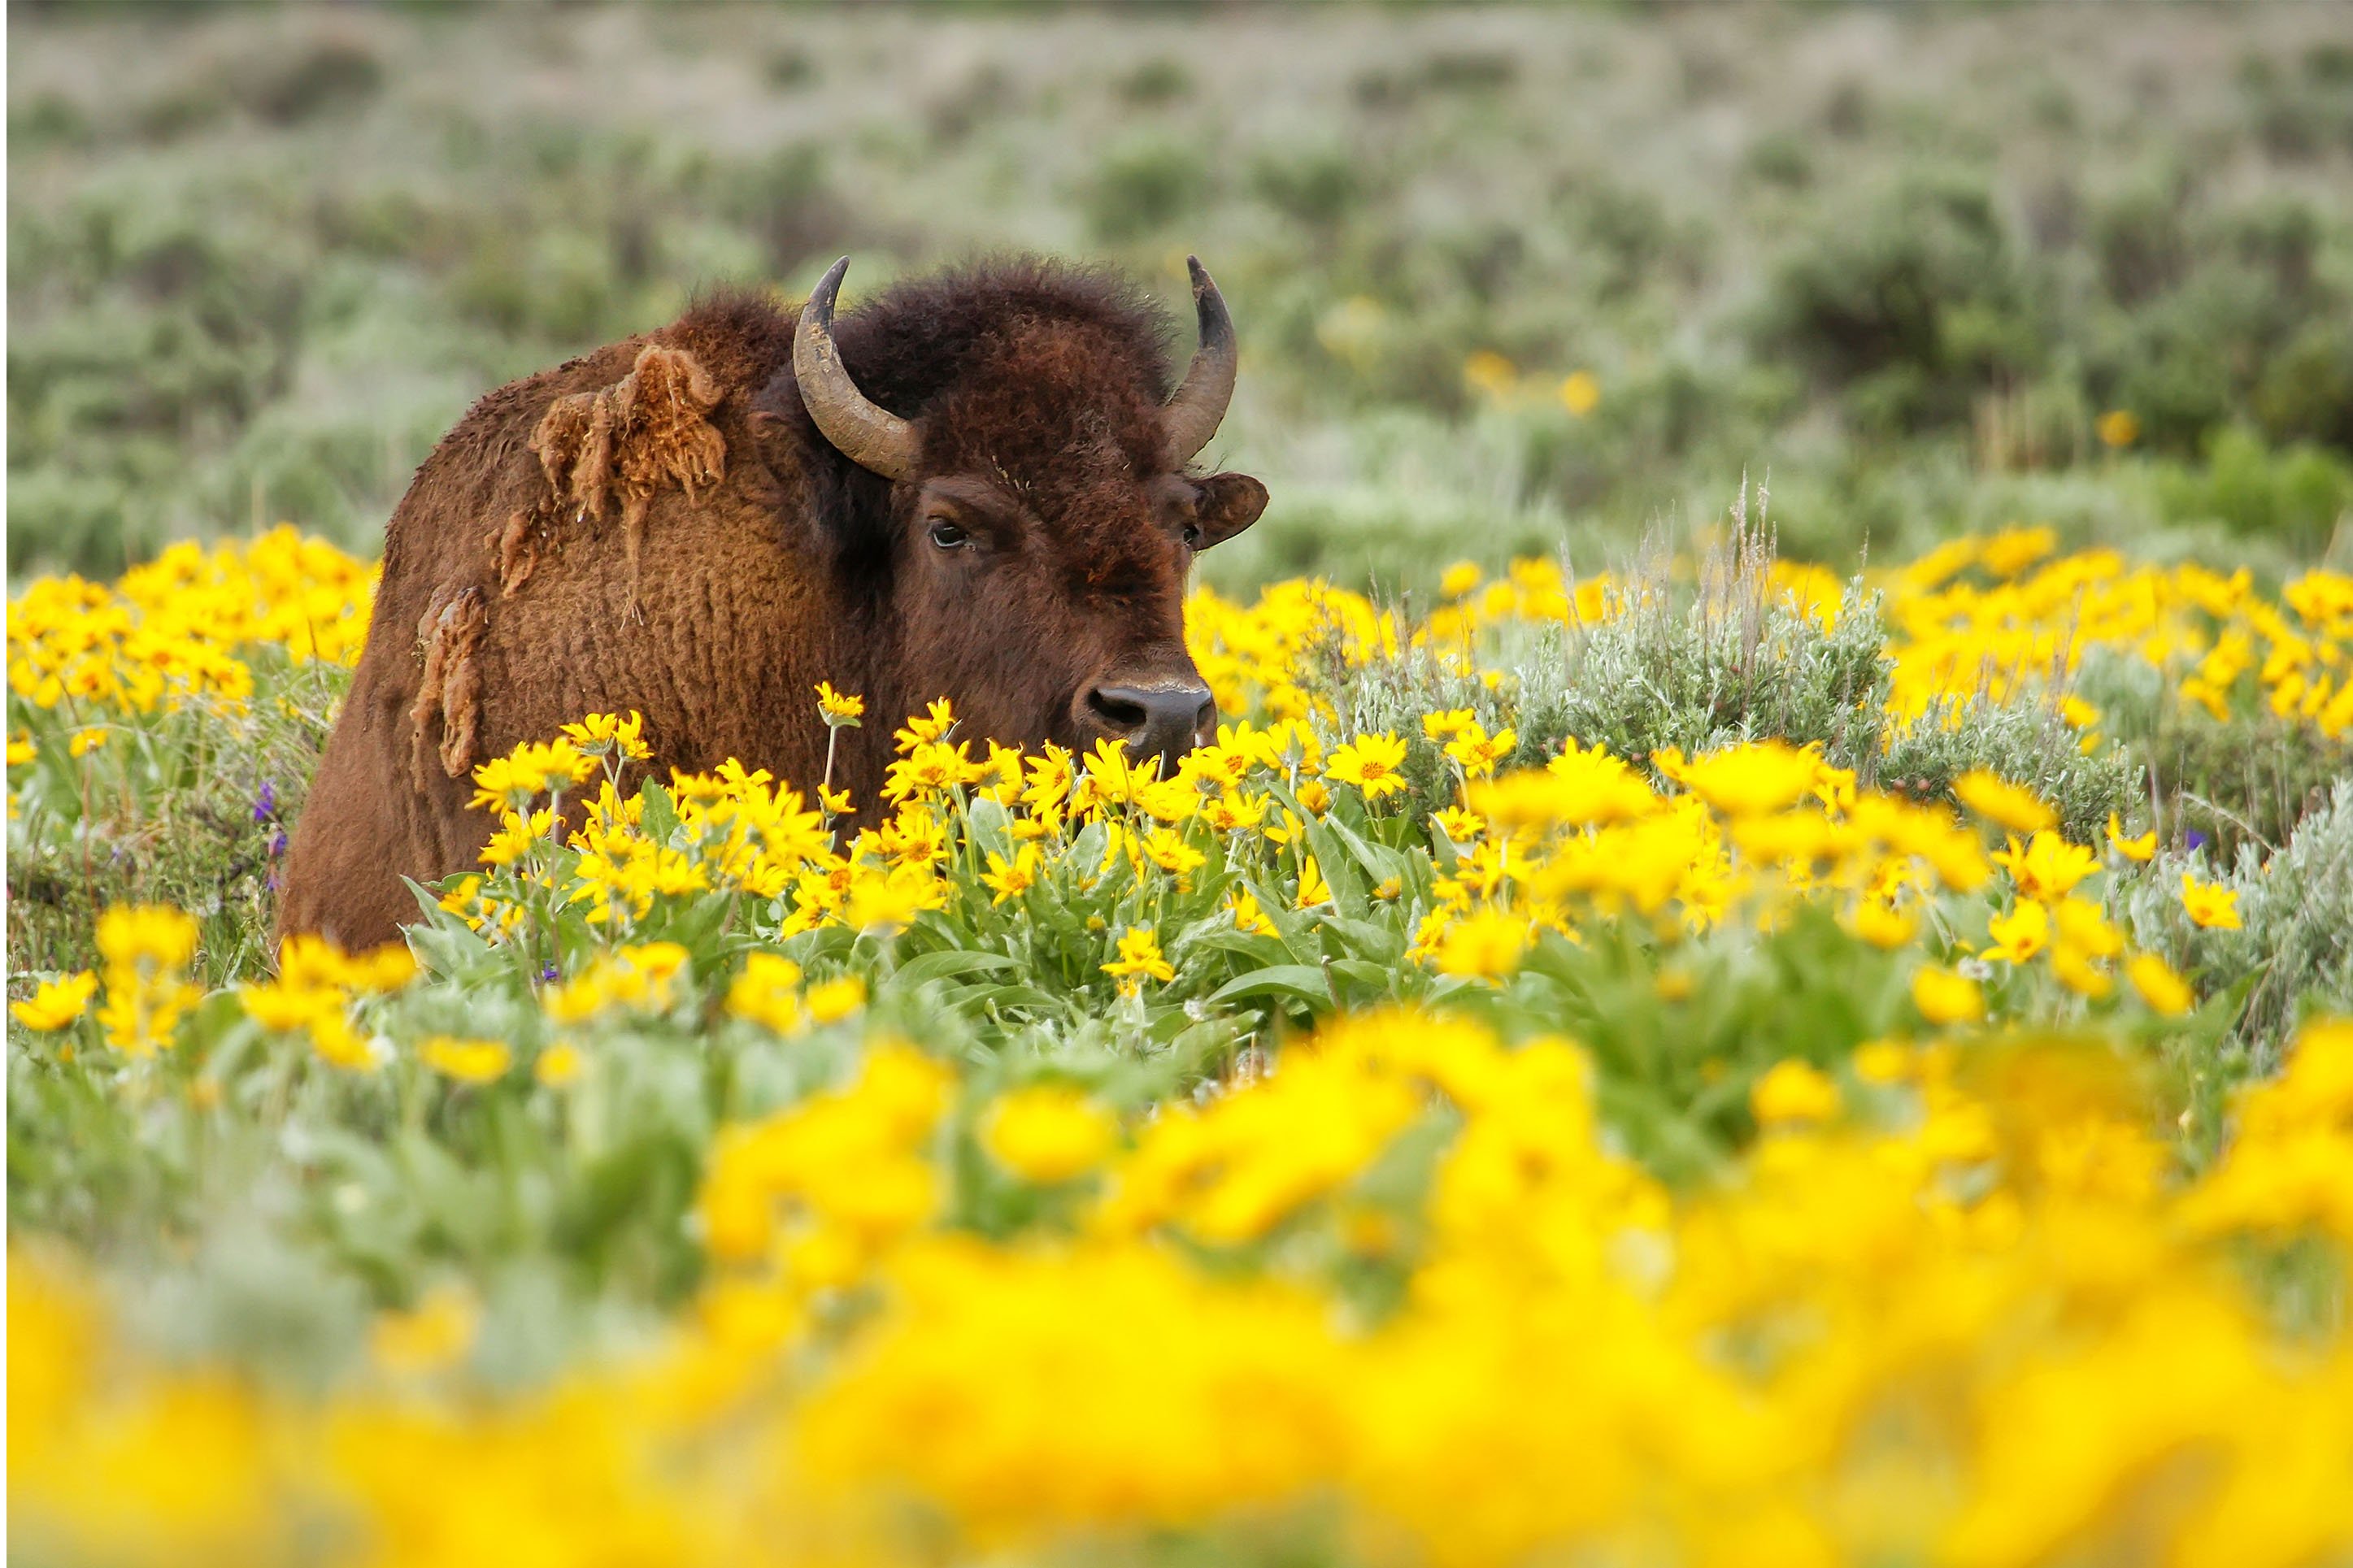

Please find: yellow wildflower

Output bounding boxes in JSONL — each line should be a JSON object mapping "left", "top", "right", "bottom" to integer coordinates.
{"left": 1983, "top": 901, "right": 2051, "bottom": 963}
{"left": 2180, "top": 872, "right": 2242, "bottom": 931}
{"left": 557, "top": 710, "right": 650, "bottom": 762}
{"left": 1992, "top": 831, "right": 2099, "bottom": 903}
{"left": 1228, "top": 888, "right": 1278, "bottom": 938}
{"left": 980, "top": 845, "right": 1043, "bottom": 906}
{"left": 1103, "top": 927, "right": 1176, "bottom": 990}
{"left": 1421, "top": 708, "right": 1477, "bottom": 741}
{"left": 11, "top": 971, "right": 98, "bottom": 1031}
{"left": 815, "top": 681, "right": 866, "bottom": 724}
{"left": 1324, "top": 732, "right": 1409, "bottom": 801}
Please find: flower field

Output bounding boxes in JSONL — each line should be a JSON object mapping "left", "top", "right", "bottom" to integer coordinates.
{"left": 10, "top": 524, "right": 2353, "bottom": 1566}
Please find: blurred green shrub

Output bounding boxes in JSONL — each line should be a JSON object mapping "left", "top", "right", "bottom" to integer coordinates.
{"left": 2147, "top": 425, "right": 2353, "bottom": 549}
{"left": 1084, "top": 135, "right": 1211, "bottom": 244}
{"left": 1752, "top": 170, "right": 2041, "bottom": 436}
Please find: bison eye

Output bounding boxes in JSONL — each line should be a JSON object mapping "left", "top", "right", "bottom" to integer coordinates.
{"left": 928, "top": 519, "right": 968, "bottom": 550}
{"left": 1181, "top": 523, "right": 1203, "bottom": 549}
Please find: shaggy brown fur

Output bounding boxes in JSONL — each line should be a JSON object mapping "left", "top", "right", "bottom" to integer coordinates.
{"left": 280, "top": 258, "right": 1268, "bottom": 948}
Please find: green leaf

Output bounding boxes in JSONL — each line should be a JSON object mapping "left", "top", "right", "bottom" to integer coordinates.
{"left": 888, "top": 948, "right": 1024, "bottom": 992}
{"left": 1207, "top": 964, "right": 1334, "bottom": 1006}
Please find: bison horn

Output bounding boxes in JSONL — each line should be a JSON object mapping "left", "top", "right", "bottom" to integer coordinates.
{"left": 1163, "top": 255, "right": 1237, "bottom": 464}
{"left": 794, "top": 257, "right": 919, "bottom": 481}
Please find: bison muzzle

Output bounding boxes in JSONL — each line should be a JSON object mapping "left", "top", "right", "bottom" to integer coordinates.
{"left": 281, "top": 254, "right": 1269, "bottom": 948}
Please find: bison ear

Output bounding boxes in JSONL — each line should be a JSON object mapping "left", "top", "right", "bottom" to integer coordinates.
{"left": 1192, "top": 473, "right": 1268, "bottom": 550}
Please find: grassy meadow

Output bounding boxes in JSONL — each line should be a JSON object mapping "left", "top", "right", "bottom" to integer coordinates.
{"left": 11, "top": 5, "right": 2353, "bottom": 1566}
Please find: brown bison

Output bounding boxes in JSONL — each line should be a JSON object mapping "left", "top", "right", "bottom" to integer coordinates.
{"left": 280, "top": 254, "right": 1268, "bottom": 947}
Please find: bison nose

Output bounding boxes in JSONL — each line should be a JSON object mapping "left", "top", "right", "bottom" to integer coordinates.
{"left": 1081, "top": 680, "right": 1215, "bottom": 776}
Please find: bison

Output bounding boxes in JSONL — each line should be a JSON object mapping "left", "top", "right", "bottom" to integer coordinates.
{"left": 280, "top": 254, "right": 1268, "bottom": 948}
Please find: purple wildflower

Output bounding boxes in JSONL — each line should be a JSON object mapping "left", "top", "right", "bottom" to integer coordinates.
{"left": 254, "top": 779, "right": 278, "bottom": 822}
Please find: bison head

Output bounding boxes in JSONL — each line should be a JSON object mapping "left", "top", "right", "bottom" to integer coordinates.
{"left": 790, "top": 256, "right": 1268, "bottom": 780}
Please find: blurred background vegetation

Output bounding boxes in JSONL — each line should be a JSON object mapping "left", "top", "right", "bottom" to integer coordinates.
{"left": 11, "top": 0, "right": 2353, "bottom": 592}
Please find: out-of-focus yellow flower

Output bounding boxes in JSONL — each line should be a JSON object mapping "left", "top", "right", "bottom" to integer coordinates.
{"left": 96, "top": 906, "right": 198, "bottom": 974}
{"left": 1953, "top": 770, "right": 2057, "bottom": 835}
{"left": 1752, "top": 1060, "right": 1841, "bottom": 1126}
{"left": 1846, "top": 901, "right": 1918, "bottom": 950}
{"left": 308, "top": 1011, "right": 381, "bottom": 1072}
{"left": 2128, "top": 952, "right": 2194, "bottom": 1015}
{"left": 419, "top": 1036, "right": 511, "bottom": 1084}
{"left": 370, "top": 1284, "right": 479, "bottom": 1377}
{"left": 727, "top": 953, "right": 803, "bottom": 1033}
{"left": 2052, "top": 944, "right": 2113, "bottom": 997}
{"left": 1855, "top": 1039, "right": 1915, "bottom": 1084}
{"left": 1462, "top": 350, "right": 1517, "bottom": 401}
{"left": 981, "top": 1084, "right": 1116, "bottom": 1184}
{"left": 239, "top": 979, "right": 342, "bottom": 1032}
{"left": 7, "top": 731, "right": 37, "bottom": 767}
{"left": 1431, "top": 907, "right": 1529, "bottom": 982}
{"left": 1983, "top": 901, "right": 2051, "bottom": 963}
{"left": 2180, "top": 872, "right": 2242, "bottom": 931}
{"left": 1559, "top": 369, "right": 1600, "bottom": 417}
{"left": 11, "top": 971, "right": 98, "bottom": 1031}
{"left": 92, "top": 905, "right": 203, "bottom": 1058}
{"left": 2054, "top": 897, "right": 2122, "bottom": 958}
{"left": 67, "top": 728, "right": 107, "bottom": 758}
{"left": 1992, "top": 831, "right": 2099, "bottom": 903}
{"left": 1437, "top": 562, "right": 1482, "bottom": 601}
{"left": 2107, "top": 813, "right": 2156, "bottom": 862}
{"left": 2097, "top": 408, "right": 2140, "bottom": 448}
{"left": 1655, "top": 740, "right": 1820, "bottom": 817}
{"left": 1913, "top": 965, "right": 1985, "bottom": 1025}
{"left": 534, "top": 1043, "right": 584, "bottom": 1088}
{"left": 805, "top": 975, "right": 867, "bottom": 1023}
{"left": 1978, "top": 524, "right": 2058, "bottom": 579}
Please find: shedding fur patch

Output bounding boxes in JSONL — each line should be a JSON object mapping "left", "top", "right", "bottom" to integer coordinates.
{"left": 524, "top": 343, "right": 726, "bottom": 612}
{"left": 485, "top": 507, "right": 545, "bottom": 598}
{"left": 409, "top": 587, "right": 489, "bottom": 788}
